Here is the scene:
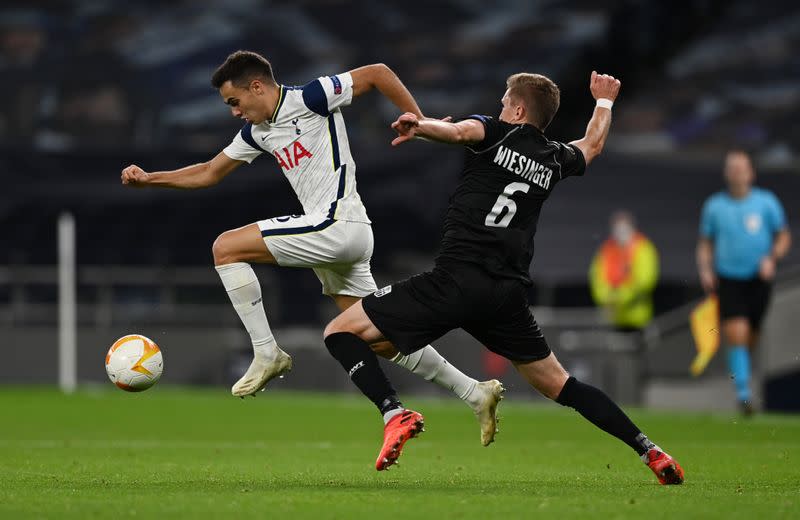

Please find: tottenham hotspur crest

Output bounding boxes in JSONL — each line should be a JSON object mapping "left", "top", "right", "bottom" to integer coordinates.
{"left": 291, "top": 118, "right": 301, "bottom": 135}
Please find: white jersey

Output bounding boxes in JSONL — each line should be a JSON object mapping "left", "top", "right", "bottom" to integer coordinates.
{"left": 223, "top": 72, "right": 370, "bottom": 223}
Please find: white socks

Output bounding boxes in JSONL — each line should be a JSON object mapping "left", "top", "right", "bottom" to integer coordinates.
{"left": 215, "top": 262, "right": 277, "bottom": 359}
{"left": 383, "top": 408, "right": 405, "bottom": 424}
{"left": 392, "top": 346, "right": 479, "bottom": 406}
{"left": 216, "top": 263, "right": 479, "bottom": 408}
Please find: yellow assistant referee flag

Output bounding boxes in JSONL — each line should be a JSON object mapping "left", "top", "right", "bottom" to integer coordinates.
{"left": 689, "top": 295, "right": 720, "bottom": 376}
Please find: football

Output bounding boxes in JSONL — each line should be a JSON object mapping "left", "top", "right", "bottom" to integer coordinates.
{"left": 105, "top": 334, "right": 164, "bottom": 392}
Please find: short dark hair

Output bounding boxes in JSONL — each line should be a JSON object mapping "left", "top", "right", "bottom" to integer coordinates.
{"left": 211, "top": 50, "right": 275, "bottom": 89}
{"left": 506, "top": 73, "right": 560, "bottom": 130}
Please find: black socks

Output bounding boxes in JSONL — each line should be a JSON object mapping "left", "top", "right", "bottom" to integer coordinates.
{"left": 325, "top": 336, "right": 655, "bottom": 454}
{"left": 325, "top": 332, "right": 402, "bottom": 414}
{"left": 556, "top": 376, "right": 654, "bottom": 455}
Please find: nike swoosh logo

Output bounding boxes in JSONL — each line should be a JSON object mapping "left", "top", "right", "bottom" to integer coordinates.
{"left": 260, "top": 135, "right": 267, "bottom": 141}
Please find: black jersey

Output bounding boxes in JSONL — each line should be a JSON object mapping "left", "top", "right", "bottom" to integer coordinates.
{"left": 435, "top": 115, "right": 586, "bottom": 284}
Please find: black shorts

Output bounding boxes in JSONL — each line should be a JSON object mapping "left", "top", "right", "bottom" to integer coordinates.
{"left": 362, "top": 261, "right": 551, "bottom": 362}
{"left": 717, "top": 275, "right": 772, "bottom": 330}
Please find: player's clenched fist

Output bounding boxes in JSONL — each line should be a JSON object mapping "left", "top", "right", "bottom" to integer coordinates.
{"left": 121, "top": 164, "right": 149, "bottom": 186}
{"left": 391, "top": 112, "right": 420, "bottom": 146}
{"left": 590, "top": 71, "right": 621, "bottom": 101}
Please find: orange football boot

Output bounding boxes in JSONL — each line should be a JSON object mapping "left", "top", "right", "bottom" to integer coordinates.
{"left": 643, "top": 447, "right": 685, "bottom": 485}
{"left": 375, "top": 409, "right": 424, "bottom": 471}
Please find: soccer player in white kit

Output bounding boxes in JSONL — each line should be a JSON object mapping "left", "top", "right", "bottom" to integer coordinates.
{"left": 121, "top": 51, "right": 503, "bottom": 446}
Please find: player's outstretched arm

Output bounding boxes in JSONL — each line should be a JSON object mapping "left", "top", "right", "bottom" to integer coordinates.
{"left": 390, "top": 113, "right": 485, "bottom": 146}
{"left": 570, "top": 71, "right": 621, "bottom": 165}
{"left": 350, "top": 64, "right": 424, "bottom": 119}
{"left": 120, "top": 151, "right": 243, "bottom": 189}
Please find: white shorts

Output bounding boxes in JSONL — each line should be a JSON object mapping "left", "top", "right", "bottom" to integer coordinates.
{"left": 258, "top": 213, "right": 378, "bottom": 297}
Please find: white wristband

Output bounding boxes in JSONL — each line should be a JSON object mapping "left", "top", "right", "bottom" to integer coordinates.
{"left": 596, "top": 98, "right": 613, "bottom": 110}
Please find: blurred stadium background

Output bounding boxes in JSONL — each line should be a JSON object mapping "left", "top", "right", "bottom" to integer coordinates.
{"left": 1, "top": 0, "right": 799, "bottom": 412}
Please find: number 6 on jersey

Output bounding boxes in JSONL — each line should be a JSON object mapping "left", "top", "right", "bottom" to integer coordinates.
{"left": 485, "top": 182, "right": 530, "bottom": 228}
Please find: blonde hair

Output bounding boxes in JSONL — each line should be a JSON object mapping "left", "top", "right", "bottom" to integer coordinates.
{"left": 506, "top": 73, "right": 560, "bottom": 130}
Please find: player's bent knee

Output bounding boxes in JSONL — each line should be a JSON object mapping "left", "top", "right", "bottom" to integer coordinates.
{"left": 212, "top": 233, "right": 235, "bottom": 265}
{"left": 323, "top": 317, "right": 377, "bottom": 344}
{"left": 515, "top": 353, "right": 570, "bottom": 400}
{"left": 323, "top": 319, "right": 344, "bottom": 339}
{"left": 323, "top": 313, "right": 364, "bottom": 339}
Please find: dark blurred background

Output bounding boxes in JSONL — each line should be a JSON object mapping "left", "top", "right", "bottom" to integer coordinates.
{"left": 1, "top": 0, "right": 798, "bottom": 409}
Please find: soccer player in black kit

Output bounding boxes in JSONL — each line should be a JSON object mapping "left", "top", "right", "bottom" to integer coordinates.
{"left": 323, "top": 71, "right": 684, "bottom": 484}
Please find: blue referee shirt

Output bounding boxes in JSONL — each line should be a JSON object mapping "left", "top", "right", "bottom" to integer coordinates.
{"left": 700, "top": 187, "right": 787, "bottom": 279}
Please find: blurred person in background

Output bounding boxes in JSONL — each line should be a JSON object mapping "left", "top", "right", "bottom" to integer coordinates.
{"left": 697, "top": 150, "right": 791, "bottom": 415}
{"left": 0, "top": 11, "right": 49, "bottom": 145}
{"left": 42, "top": 10, "right": 141, "bottom": 150}
{"left": 589, "top": 210, "right": 659, "bottom": 332}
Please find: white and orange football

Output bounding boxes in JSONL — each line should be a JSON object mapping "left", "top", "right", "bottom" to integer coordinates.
{"left": 105, "top": 334, "right": 163, "bottom": 392}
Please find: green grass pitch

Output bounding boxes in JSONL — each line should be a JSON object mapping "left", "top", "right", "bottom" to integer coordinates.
{"left": 1, "top": 387, "right": 798, "bottom": 519}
